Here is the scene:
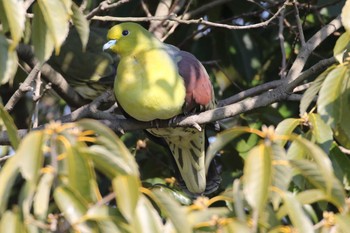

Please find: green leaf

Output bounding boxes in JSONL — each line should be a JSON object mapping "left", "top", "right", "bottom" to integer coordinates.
{"left": 152, "top": 189, "right": 192, "bottom": 233}
{"left": 86, "top": 205, "right": 126, "bottom": 222}
{"left": 317, "top": 64, "right": 347, "bottom": 127}
{"left": 0, "top": 0, "right": 25, "bottom": 49}
{"left": 187, "top": 207, "right": 230, "bottom": 226}
{"left": 19, "top": 181, "right": 37, "bottom": 220}
{"left": 275, "top": 118, "right": 302, "bottom": 146}
{"left": 0, "top": 35, "right": 18, "bottom": 84}
{"left": 54, "top": 186, "right": 96, "bottom": 232}
{"left": 342, "top": 0, "right": 350, "bottom": 33}
{"left": 84, "top": 145, "right": 132, "bottom": 177}
{"left": 67, "top": 144, "right": 98, "bottom": 203}
{"left": 0, "top": 156, "right": 20, "bottom": 214}
{"left": 232, "top": 179, "right": 246, "bottom": 222}
{"left": 281, "top": 192, "right": 314, "bottom": 233}
{"left": 308, "top": 113, "right": 333, "bottom": 152}
{"left": 32, "top": 3, "right": 55, "bottom": 62}
{"left": 37, "top": 0, "right": 70, "bottom": 54}
{"left": 300, "top": 66, "right": 333, "bottom": 115}
{"left": 78, "top": 119, "right": 139, "bottom": 175}
{"left": 33, "top": 171, "right": 55, "bottom": 220}
{"left": 318, "top": 64, "right": 350, "bottom": 148}
{"left": 132, "top": 195, "right": 164, "bottom": 233}
{"left": 330, "top": 145, "right": 350, "bottom": 190}
{"left": 17, "top": 131, "right": 44, "bottom": 183}
{"left": 150, "top": 185, "right": 192, "bottom": 205}
{"left": 97, "top": 220, "right": 124, "bottom": 233}
{"left": 0, "top": 209, "right": 23, "bottom": 233}
{"left": 206, "top": 127, "right": 248, "bottom": 172}
{"left": 0, "top": 104, "right": 19, "bottom": 149}
{"left": 289, "top": 159, "right": 346, "bottom": 210}
{"left": 221, "top": 220, "right": 250, "bottom": 233}
{"left": 277, "top": 189, "right": 335, "bottom": 218}
{"left": 334, "top": 32, "right": 350, "bottom": 63}
{"left": 86, "top": 205, "right": 128, "bottom": 233}
{"left": 112, "top": 175, "right": 140, "bottom": 221}
{"left": 61, "top": 0, "right": 73, "bottom": 13}
{"left": 243, "top": 143, "right": 272, "bottom": 214}
{"left": 294, "top": 137, "right": 334, "bottom": 193}
{"left": 71, "top": 2, "right": 89, "bottom": 51}
{"left": 270, "top": 143, "right": 292, "bottom": 210}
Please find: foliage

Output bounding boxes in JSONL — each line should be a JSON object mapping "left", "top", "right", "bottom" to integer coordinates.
{"left": 1, "top": 0, "right": 350, "bottom": 232}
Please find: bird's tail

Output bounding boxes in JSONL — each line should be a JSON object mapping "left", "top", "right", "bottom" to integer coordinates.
{"left": 148, "top": 128, "right": 206, "bottom": 194}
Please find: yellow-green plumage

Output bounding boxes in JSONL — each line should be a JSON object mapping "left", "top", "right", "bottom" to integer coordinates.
{"left": 115, "top": 47, "right": 185, "bottom": 121}
{"left": 104, "top": 22, "right": 216, "bottom": 194}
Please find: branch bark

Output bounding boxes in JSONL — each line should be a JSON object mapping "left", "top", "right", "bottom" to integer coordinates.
{"left": 5, "top": 63, "right": 41, "bottom": 113}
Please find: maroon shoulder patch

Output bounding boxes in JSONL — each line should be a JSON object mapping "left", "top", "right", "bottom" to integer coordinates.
{"left": 176, "top": 51, "right": 214, "bottom": 114}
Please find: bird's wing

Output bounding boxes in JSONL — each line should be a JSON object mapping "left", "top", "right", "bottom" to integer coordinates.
{"left": 165, "top": 44, "right": 215, "bottom": 114}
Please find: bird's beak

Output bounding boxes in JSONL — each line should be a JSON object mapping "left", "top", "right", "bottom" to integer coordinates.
{"left": 103, "top": 40, "right": 117, "bottom": 51}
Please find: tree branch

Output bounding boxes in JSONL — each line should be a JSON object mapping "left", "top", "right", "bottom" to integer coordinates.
{"left": 4, "top": 63, "right": 41, "bottom": 113}
{"left": 293, "top": 0, "right": 306, "bottom": 46}
{"left": 182, "top": 0, "right": 231, "bottom": 19}
{"left": 285, "top": 15, "right": 341, "bottom": 88}
{"left": 92, "top": 2, "right": 288, "bottom": 30}
{"left": 85, "top": 0, "right": 132, "bottom": 20}
{"left": 278, "top": 8, "right": 287, "bottom": 78}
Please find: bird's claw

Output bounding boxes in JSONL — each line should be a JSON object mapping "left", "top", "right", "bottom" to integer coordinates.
{"left": 192, "top": 122, "right": 202, "bottom": 131}
{"left": 150, "top": 119, "right": 161, "bottom": 128}
{"left": 168, "top": 115, "right": 178, "bottom": 127}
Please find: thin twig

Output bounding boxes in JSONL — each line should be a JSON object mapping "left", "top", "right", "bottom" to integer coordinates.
{"left": 293, "top": 0, "right": 306, "bottom": 46}
{"left": 5, "top": 63, "right": 41, "bottom": 113}
{"left": 217, "top": 80, "right": 281, "bottom": 107}
{"left": 182, "top": 0, "right": 231, "bottom": 19}
{"left": 293, "top": 82, "right": 311, "bottom": 92}
{"left": 278, "top": 8, "right": 287, "bottom": 78}
{"left": 149, "top": 0, "right": 173, "bottom": 39}
{"left": 94, "top": 192, "right": 116, "bottom": 207}
{"left": 59, "top": 90, "right": 116, "bottom": 124}
{"left": 32, "top": 71, "right": 42, "bottom": 128}
{"left": 140, "top": 0, "right": 152, "bottom": 17}
{"left": 86, "top": 0, "right": 132, "bottom": 20}
{"left": 92, "top": 2, "right": 288, "bottom": 30}
{"left": 161, "top": 0, "right": 193, "bottom": 41}
{"left": 0, "top": 155, "right": 13, "bottom": 164}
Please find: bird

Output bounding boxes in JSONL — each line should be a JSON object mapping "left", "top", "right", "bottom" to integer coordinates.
{"left": 103, "top": 22, "right": 220, "bottom": 195}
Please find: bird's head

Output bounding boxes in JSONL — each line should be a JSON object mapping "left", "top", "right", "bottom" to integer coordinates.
{"left": 103, "top": 22, "right": 160, "bottom": 57}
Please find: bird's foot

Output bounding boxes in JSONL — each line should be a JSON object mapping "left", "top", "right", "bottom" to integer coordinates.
{"left": 150, "top": 119, "right": 161, "bottom": 128}
{"left": 167, "top": 115, "right": 179, "bottom": 127}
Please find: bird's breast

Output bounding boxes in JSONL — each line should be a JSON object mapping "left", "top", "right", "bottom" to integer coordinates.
{"left": 114, "top": 50, "right": 186, "bottom": 121}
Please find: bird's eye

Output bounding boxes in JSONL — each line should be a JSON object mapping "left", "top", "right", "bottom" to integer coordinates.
{"left": 122, "top": 30, "right": 129, "bottom": 36}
